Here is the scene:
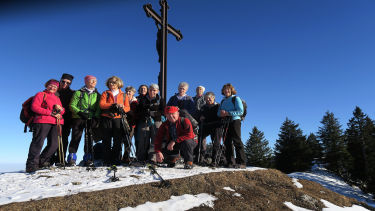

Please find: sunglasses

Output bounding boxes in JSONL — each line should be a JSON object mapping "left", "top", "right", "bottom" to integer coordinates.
{"left": 61, "top": 80, "right": 71, "bottom": 85}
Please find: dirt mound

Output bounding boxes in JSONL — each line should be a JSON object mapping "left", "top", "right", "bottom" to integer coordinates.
{"left": 0, "top": 169, "right": 371, "bottom": 210}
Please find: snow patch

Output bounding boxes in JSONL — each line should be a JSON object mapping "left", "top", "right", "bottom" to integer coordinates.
{"left": 321, "top": 199, "right": 369, "bottom": 211}
{"left": 0, "top": 165, "right": 263, "bottom": 206}
{"left": 223, "top": 187, "right": 235, "bottom": 192}
{"left": 292, "top": 178, "right": 303, "bottom": 188}
{"left": 285, "top": 200, "right": 369, "bottom": 211}
{"left": 119, "top": 193, "right": 217, "bottom": 211}
{"left": 284, "top": 202, "right": 312, "bottom": 211}
{"left": 289, "top": 165, "right": 375, "bottom": 208}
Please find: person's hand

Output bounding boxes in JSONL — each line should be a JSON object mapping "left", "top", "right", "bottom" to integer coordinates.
{"left": 167, "top": 141, "right": 175, "bottom": 151}
{"left": 220, "top": 110, "right": 228, "bottom": 117}
{"left": 117, "top": 104, "right": 124, "bottom": 108}
{"left": 54, "top": 104, "right": 62, "bottom": 111}
{"left": 156, "top": 152, "right": 164, "bottom": 163}
{"left": 52, "top": 113, "right": 61, "bottom": 120}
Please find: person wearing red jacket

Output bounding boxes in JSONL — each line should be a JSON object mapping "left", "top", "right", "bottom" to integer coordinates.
{"left": 26, "top": 79, "right": 65, "bottom": 173}
{"left": 155, "top": 106, "right": 197, "bottom": 169}
{"left": 99, "top": 76, "right": 130, "bottom": 165}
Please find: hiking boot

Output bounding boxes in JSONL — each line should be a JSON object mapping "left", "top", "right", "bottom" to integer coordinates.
{"left": 225, "top": 163, "right": 236, "bottom": 168}
{"left": 83, "top": 153, "right": 93, "bottom": 162}
{"left": 26, "top": 166, "right": 38, "bottom": 173}
{"left": 184, "top": 161, "right": 193, "bottom": 169}
{"left": 235, "top": 164, "right": 246, "bottom": 169}
{"left": 40, "top": 161, "right": 51, "bottom": 169}
{"left": 84, "top": 160, "right": 94, "bottom": 167}
{"left": 67, "top": 153, "right": 77, "bottom": 166}
{"left": 166, "top": 156, "right": 179, "bottom": 168}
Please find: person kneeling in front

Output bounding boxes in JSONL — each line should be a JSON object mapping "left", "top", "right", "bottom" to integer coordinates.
{"left": 154, "top": 106, "right": 197, "bottom": 169}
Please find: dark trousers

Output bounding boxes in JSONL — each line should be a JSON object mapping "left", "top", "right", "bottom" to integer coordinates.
{"left": 162, "top": 139, "right": 197, "bottom": 163}
{"left": 202, "top": 125, "right": 222, "bottom": 164}
{"left": 68, "top": 118, "right": 93, "bottom": 155}
{"left": 101, "top": 118, "right": 123, "bottom": 164}
{"left": 26, "top": 123, "right": 59, "bottom": 168}
{"left": 224, "top": 120, "right": 246, "bottom": 165}
{"left": 135, "top": 120, "right": 161, "bottom": 162}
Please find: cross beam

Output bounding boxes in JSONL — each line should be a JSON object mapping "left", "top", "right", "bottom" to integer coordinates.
{"left": 143, "top": 0, "right": 183, "bottom": 104}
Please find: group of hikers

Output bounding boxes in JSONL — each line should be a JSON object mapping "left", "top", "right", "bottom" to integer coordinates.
{"left": 24, "top": 73, "right": 247, "bottom": 173}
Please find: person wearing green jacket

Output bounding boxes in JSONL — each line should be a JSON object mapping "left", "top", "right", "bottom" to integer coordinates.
{"left": 67, "top": 75, "right": 101, "bottom": 166}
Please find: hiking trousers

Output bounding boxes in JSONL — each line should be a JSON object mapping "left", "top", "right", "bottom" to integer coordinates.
{"left": 163, "top": 139, "right": 197, "bottom": 163}
{"left": 68, "top": 118, "right": 93, "bottom": 155}
{"left": 101, "top": 118, "right": 123, "bottom": 165}
{"left": 26, "top": 123, "right": 59, "bottom": 168}
{"left": 135, "top": 119, "right": 161, "bottom": 162}
{"left": 224, "top": 120, "right": 247, "bottom": 165}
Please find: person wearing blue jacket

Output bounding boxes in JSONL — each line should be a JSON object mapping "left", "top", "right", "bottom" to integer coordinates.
{"left": 218, "top": 83, "right": 246, "bottom": 168}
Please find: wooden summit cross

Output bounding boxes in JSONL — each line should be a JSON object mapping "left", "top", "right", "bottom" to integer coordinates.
{"left": 143, "top": 0, "right": 183, "bottom": 103}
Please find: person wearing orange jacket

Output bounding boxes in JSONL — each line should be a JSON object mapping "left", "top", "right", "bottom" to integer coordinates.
{"left": 99, "top": 76, "right": 130, "bottom": 165}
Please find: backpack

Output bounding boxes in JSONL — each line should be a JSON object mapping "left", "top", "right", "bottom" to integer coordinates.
{"left": 20, "top": 93, "right": 46, "bottom": 132}
{"left": 220, "top": 96, "right": 247, "bottom": 121}
{"left": 180, "top": 116, "right": 199, "bottom": 141}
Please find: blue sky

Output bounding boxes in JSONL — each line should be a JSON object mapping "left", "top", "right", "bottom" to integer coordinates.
{"left": 0, "top": 0, "right": 374, "bottom": 165}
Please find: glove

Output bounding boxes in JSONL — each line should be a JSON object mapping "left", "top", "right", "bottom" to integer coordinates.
{"left": 78, "top": 112, "right": 89, "bottom": 120}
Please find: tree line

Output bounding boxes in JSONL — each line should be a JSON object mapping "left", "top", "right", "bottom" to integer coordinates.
{"left": 243, "top": 106, "right": 375, "bottom": 195}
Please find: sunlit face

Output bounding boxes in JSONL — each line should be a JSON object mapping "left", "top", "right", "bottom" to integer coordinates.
{"left": 59, "top": 79, "right": 71, "bottom": 90}
{"left": 85, "top": 79, "right": 97, "bottom": 89}
{"left": 196, "top": 87, "right": 204, "bottom": 96}
{"left": 47, "top": 84, "right": 58, "bottom": 93}
{"left": 223, "top": 88, "right": 232, "bottom": 97}
{"left": 178, "top": 86, "right": 187, "bottom": 96}
{"left": 126, "top": 90, "right": 135, "bottom": 99}
{"left": 166, "top": 111, "right": 179, "bottom": 123}
{"left": 149, "top": 88, "right": 159, "bottom": 98}
{"left": 205, "top": 95, "right": 215, "bottom": 105}
{"left": 108, "top": 80, "right": 119, "bottom": 91}
{"left": 140, "top": 86, "right": 148, "bottom": 95}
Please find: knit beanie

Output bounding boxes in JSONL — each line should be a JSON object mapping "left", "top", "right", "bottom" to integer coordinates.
{"left": 84, "top": 75, "right": 97, "bottom": 83}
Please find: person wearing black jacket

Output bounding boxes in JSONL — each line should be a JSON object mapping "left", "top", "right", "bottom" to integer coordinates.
{"left": 52, "top": 73, "right": 74, "bottom": 165}
{"left": 198, "top": 92, "right": 223, "bottom": 166}
{"left": 135, "top": 84, "right": 165, "bottom": 163}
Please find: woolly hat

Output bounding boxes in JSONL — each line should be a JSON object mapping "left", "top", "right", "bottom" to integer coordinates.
{"left": 164, "top": 106, "right": 179, "bottom": 114}
{"left": 84, "top": 75, "right": 97, "bottom": 83}
{"left": 61, "top": 73, "right": 74, "bottom": 81}
{"left": 45, "top": 79, "right": 59, "bottom": 88}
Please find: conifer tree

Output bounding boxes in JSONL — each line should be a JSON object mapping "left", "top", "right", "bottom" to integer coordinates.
{"left": 274, "top": 118, "right": 313, "bottom": 173}
{"left": 317, "top": 111, "right": 350, "bottom": 177}
{"left": 306, "top": 133, "right": 323, "bottom": 162}
{"left": 345, "top": 107, "right": 375, "bottom": 187}
{"left": 245, "top": 127, "right": 273, "bottom": 168}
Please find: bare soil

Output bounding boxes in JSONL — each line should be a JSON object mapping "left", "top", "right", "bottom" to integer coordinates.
{"left": 0, "top": 168, "right": 372, "bottom": 211}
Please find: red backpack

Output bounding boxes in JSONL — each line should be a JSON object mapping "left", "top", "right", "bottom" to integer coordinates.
{"left": 20, "top": 93, "right": 46, "bottom": 132}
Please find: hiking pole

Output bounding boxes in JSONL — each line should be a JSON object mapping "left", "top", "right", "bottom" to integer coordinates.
{"left": 120, "top": 112, "right": 137, "bottom": 164}
{"left": 197, "top": 120, "right": 204, "bottom": 164}
{"left": 147, "top": 164, "right": 171, "bottom": 188}
{"left": 57, "top": 118, "right": 65, "bottom": 168}
{"left": 214, "top": 117, "right": 230, "bottom": 166}
{"left": 86, "top": 119, "right": 96, "bottom": 171}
